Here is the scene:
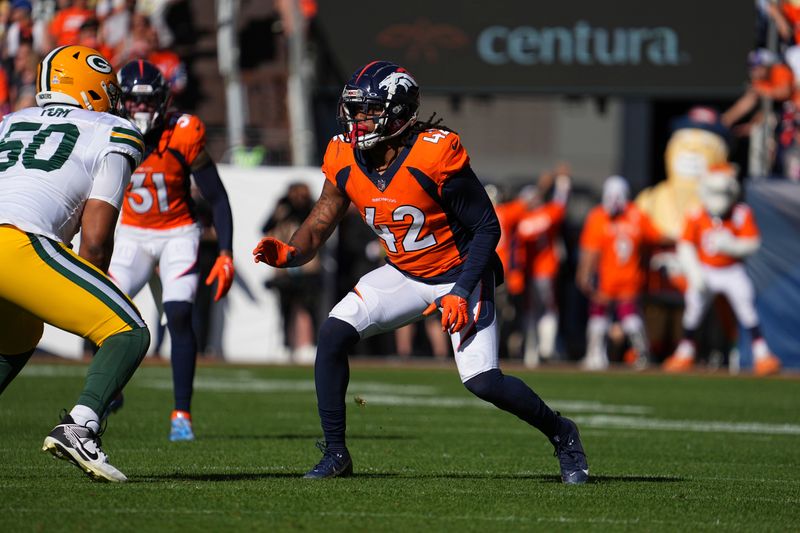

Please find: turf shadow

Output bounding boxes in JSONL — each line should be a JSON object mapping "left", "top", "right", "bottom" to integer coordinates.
{"left": 198, "top": 433, "right": 413, "bottom": 442}
{"left": 131, "top": 472, "right": 684, "bottom": 483}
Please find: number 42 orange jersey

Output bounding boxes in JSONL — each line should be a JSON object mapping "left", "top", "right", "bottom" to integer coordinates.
{"left": 322, "top": 129, "right": 473, "bottom": 280}
{"left": 120, "top": 113, "right": 206, "bottom": 230}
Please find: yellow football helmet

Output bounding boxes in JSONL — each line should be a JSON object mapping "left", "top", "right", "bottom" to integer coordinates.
{"left": 36, "top": 45, "right": 121, "bottom": 114}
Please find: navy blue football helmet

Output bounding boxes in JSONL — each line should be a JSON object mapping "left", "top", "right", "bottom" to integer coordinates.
{"left": 117, "top": 59, "right": 171, "bottom": 134}
{"left": 337, "top": 61, "right": 420, "bottom": 150}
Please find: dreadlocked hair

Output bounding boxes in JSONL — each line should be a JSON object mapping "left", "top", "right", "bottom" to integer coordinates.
{"left": 409, "top": 112, "right": 457, "bottom": 135}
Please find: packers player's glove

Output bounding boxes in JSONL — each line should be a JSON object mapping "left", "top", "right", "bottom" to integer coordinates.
{"left": 253, "top": 237, "right": 297, "bottom": 267}
{"left": 423, "top": 294, "right": 469, "bottom": 334}
{"left": 205, "top": 255, "right": 234, "bottom": 301}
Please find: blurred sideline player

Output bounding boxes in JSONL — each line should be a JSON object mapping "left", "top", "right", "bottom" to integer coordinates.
{"left": 0, "top": 45, "right": 149, "bottom": 481}
{"left": 663, "top": 164, "right": 781, "bottom": 375}
{"left": 515, "top": 168, "right": 570, "bottom": 367}
{"left": 492, "top": 185, "right": 529, "bottom": 358}
{"left": 108, "top": 60, "right": 234, "bottom": 441}
{"left": 254, "top": 60, "right": 588, "bottom": 483}
{"left": 577, "top": 175, "right": 669, "bottom": 370}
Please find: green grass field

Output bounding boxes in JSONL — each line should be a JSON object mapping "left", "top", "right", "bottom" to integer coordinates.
{"left": 1, "top": 360, "right": 798, "bottom": 532}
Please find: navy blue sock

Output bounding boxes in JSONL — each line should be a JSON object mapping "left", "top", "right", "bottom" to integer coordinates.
{"left": 464, "top": 369, "right": 560, "bottom": 438}
{"left": 164, "top": 301, "right": 197, "bottom": 413}
{"left": 315, "top": 317, "right": 359, "bottom": 453}
{"left": 747, "top": 325, "right": 763, "bottom": 340}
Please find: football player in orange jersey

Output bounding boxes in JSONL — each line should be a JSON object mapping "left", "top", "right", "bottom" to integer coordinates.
{"left": 108, "top": 60, "right": 235, "bottom": 441}
{"left": 577, "top": 175, "right": 669, "bottom": 370}
{"left": 516, "top": 169, "right": 571, "bottom": 367}
{"left": 254, "top": 61, "right": 588, "bottom": 483}
{"left": 663, "top": 164, "right": 781, "bottom": 375}
{"left": 491, "top": 185, "right": 530, "bottom": 358}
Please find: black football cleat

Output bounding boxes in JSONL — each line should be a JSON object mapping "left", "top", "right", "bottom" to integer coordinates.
{"left": 42, "top": 413, "right": 127, "bottom": 482}
{"left": 550, "top": 415, "right": 589, "bottom": 485}
{"left": 303, "top": 441, "right": 353, "bottom": 479}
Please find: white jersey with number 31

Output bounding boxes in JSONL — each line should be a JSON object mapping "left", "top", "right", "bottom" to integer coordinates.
{"left": 0, "top": 105, "right": 144, "bottom": 244}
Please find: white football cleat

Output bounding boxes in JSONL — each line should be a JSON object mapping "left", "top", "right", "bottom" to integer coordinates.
{"left": 42, "top": 414, "right": 127, "bottom": 482}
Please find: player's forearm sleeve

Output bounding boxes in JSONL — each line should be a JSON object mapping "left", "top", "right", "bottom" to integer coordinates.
{"left": 193, "top": 161, "right": 234, "bottom": 253}
{"left": 677, "top": 241, "right": 704, "bottom": 289}
{"left": 441, "top": 166, "right": 501, "bottom": 298}
{"left": 89, "top": 152, "right": 133, "bottom": 210}
{"left": 719, "top": 236, "right": 760, "bottom": 258}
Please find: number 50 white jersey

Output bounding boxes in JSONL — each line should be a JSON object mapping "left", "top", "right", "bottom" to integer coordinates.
{"left": 0, "top": 105, "right": 144, "bottom": 244}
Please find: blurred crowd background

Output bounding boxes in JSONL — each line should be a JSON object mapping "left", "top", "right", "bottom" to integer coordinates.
{"left": 18, "top": 1, "right": 800, "bottom": 370}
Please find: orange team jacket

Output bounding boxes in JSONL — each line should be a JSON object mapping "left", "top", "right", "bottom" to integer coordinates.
{"left": 323, "top": 129, "right": 482, "bottom": 280}
{"left": 495, "top": 198, "right": 528, "bottom": 294}
{"left": 120, "top": 113, "right": 206, "bottom": 230}
{"left": 680, "top": 204, "right": 759, "bottom": 268}
{"left": 516, "top": 202, "right": 565, "bottom": 279}
{"left": 580, "top": 203, "right": 662, "bottom": 300}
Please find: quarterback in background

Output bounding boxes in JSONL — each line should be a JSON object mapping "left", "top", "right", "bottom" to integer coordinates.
{"left": 254, "top": 61, "right": 588, "bottom": 483}
{"left": 0, "top": 46, "right": 149, "bottom": 482}
{"left": 108, "top": 60, "right": 235, "bottom": 441}
{"left": 663, "top": 164, "right": 781, "bottom": 375}
{"left": 577, "top": 175, "right": 669, "bottom": 370}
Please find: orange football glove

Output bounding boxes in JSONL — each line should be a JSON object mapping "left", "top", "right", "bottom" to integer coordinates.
{"left": 252, "top": 237, "right": 297, "bottom": 267}
{"left": 423, "top": 294, "right": 469, "bottom": 334}
{"left": 205, "top": 255, "right": 234, "bottom": 302}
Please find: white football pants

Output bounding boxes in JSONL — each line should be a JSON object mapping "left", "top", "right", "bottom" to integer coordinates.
{"left": 109, "top": 223, "right": 201, "bottom": 304}
{"left": 330, "top": 264, "right": 498, "bottom": 382}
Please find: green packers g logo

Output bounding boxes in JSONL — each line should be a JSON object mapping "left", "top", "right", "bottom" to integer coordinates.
{"left": 86, "top": 55, "right": 112, "bottom": 74}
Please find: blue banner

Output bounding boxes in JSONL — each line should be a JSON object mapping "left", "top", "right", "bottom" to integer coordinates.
{"left": 740, "top": 179, "right": 800, "bottom": 370}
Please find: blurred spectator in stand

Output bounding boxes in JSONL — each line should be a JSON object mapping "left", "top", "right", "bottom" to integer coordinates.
{"left": 112, "top": 11, "right": 187, "bottom": 100}
{"left": 576, "top": 176, "right": 671, "bottom": 370}
{"left": 111, "top": 11, "right": 154, "bottom": 66}
{"left": 3, "top": 0, "right": 34, "bottom": 68}
{"left": 492, "top": 184, "right": 529, "bottom": 359}
{"left": 778, "top": 45, "right": 800, "bottom": 178}
{"left": 764, "top": 0, "right": 800, "bottom": 47}
{"left": 663, "top": 163, "right": 782, "bottom": 376}
{"left": 261, "top": 183, "right": 321, "bottom": 363}
{"left": 76, "top": 17, "right": 113, "bottom": 60}
{"left": 515, "top": 167, "right": 571, "bottom": 367}
{"left": 47, "top": 0, "right": 93, "bottom": 48}
{"left": 136, "top": 0, "right": 177, "bottom": 49}
{"left": 0, "top": 66, "right": 9, "bottom": 119}
{"left": 147, "top": 34, "right": 187, "bottom": 97}
{"left": 722, "top": 49, "right": 794, "bottom": 174}
{"left": 96, "top": 0, "right": 135, "bottom": 54}
{"left": 9, "top": 40, "right": 36, "bottom": 110}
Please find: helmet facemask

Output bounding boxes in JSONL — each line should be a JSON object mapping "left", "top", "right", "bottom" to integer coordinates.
{"left": 123, "top": 88, "right": 169, "bottom": 134}
{"left": 700, "top": 172, "right": 739, "bottom": 218}
{"left": 338, "top": 94, "right": 417, "bottom": 150}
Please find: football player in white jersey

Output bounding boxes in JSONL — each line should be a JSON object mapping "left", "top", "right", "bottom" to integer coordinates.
{"left": 0, "top": 45, "right": 149, "bottom": 482}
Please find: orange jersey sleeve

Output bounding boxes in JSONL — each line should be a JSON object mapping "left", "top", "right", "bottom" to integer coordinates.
{"left": 164, "top": 114, "right": 206, "bottom": 166}
{"left": 579, "top": 206, "right": 605, "bottom": 252}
